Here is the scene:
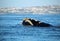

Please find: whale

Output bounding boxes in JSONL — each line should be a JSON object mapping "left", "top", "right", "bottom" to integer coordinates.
{"left": 22, "top": 18, "right": 52, "bottom": 27}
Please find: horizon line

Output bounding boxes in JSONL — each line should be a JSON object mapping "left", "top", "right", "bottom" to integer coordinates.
{"left": 0, "top": 5, "right": 60, "bottom": 8}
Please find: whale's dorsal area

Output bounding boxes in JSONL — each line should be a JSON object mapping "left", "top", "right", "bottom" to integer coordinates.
{"left": 22, "top": 18, "right": 52, "bottom": 27}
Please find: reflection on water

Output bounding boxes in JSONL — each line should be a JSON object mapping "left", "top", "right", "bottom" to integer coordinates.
{"left": 0, "top": 13, "right": 60, "bottom": 41}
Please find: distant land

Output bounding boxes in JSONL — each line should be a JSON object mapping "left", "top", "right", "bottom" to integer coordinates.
{"left": 0, "top": 5, "right": 60, "bottom": 14}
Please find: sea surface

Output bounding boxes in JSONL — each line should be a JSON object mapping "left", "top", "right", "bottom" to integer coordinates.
{"left": 0, "top": 13, "right": 60, "bottom": 41}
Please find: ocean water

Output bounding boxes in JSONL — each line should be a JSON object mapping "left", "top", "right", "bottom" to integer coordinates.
{"left": 0, "top": 13, "right": 60, "bottom": 41}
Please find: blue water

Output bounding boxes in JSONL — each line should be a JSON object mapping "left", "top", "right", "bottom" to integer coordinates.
{"left": 0, "top": 13, "right": 60, "bottom": 41}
